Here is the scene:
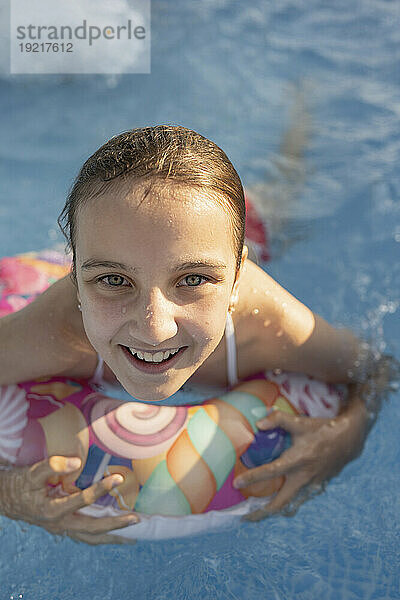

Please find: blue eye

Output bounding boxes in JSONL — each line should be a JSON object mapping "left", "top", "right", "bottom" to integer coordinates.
{"left": 98, "top": 275, "right": 130, "bottom": 287}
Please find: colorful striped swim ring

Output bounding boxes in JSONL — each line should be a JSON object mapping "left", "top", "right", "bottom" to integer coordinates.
{"left": 0, "top": 370, "right": 342, "bottom": 540}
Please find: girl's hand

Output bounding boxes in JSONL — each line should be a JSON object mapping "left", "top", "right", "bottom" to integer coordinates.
{"left": 235, "top": 354, "right": 399, "bottom": 522}
{"left": 0, "top": 456, "right": 139, "bottom": 545}
{"left": 233, "top": 395, "right": 369, "bottom": 522}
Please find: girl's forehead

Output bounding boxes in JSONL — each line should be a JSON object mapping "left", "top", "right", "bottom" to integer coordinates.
{"left": 76, "top": 179, "right": 236, "bottom": 261}
{"left": 125, "top": 179, "right": 225, "bottom": 214}
{"left": 78, "top": 179, "right": 231, "bottom": 227}
{"left": 82, "top": 177, "right": 229, "bottom": 219}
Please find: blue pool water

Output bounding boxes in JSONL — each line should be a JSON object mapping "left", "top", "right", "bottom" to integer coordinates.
{"left": 1, "top": 1, "right": 399, "bottom": 598}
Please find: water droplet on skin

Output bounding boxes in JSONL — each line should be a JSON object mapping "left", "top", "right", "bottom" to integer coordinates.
{"left": 276, "top": 329, "right": 283, "bottom": 337}
{"left": 121, "top": 306, "right": 127, "bottom": 315}
{"left": 252, "top": 308, "right": 259, "bottom": 315}
{"left": 252, "top": 288, "right": 258, "bottom": 294}
{"left": 263, "top": 319, "right": 271, "bottom": 327}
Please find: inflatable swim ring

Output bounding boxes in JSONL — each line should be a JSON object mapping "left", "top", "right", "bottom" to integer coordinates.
{"left": 0, "top": 248, "right": 345, "bottom": 540}
{"left": 0, "top": 372, "right": 343, "bottom": 540}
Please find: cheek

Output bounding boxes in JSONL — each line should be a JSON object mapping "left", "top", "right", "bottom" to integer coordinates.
{"left": 80, "top": 294, "right": 122, "bottom": 344}
{"left": 180, "top": 292, "right": 231, "bottom": 347}
{"left": 80, "top": 282, "right": 123, "bottom": 317}
{"left": 189, "top": 308, "right": 227, "bottom": 350}
{"left": 82, "top": 313, "right": 114, "bottom": 349}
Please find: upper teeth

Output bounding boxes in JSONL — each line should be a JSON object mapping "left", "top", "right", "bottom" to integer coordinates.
{"left": 128, "top": 347, "right": 180, "bottom": 363}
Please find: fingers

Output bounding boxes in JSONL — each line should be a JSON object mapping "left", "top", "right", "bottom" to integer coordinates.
{"left": 48, "top": 474, "right": 127, "bottom": 518}
{"left": 59, "top": 512, "right": 139, "bottom": 535}
{"left": 242, "top": 473, "right": 308, "bottom": 522}
{"left": 256, "top": 410, "right": 325, "bottom": 434}
{"left": 29, "top": 456, "right": 81, "bottom": 489}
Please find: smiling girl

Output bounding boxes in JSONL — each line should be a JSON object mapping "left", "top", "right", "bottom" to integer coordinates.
{"left": 0, "top": 125, "right": 384, "bottom": 544}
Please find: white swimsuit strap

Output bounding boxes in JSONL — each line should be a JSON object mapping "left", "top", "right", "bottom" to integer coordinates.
{"left": 91, "top": 354, "right": 105, "bottom": 385}
{"left": 225, "top": 311, "right": 238, "bottom": 387}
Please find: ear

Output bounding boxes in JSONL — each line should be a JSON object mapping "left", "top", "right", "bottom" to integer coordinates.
{"left": 229, "top": 245, "right": 248, "bottom": 312}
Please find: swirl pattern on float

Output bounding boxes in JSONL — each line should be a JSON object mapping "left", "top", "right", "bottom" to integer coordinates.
{"left": 89, "top": 396, "right": 188, "bottom": 459}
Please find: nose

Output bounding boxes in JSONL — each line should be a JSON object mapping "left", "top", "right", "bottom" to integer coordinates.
{"left": 127, "top": 288, "right": 179, "bottom": 346}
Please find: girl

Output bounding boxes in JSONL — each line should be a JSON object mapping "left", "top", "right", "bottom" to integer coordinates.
{"left": 0, "top": 125, "right": 382, "bottom": 545}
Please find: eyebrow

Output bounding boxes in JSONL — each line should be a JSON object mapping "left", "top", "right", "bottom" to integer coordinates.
{"left": 81, "top": 259, "right": 228, "bottom": 272}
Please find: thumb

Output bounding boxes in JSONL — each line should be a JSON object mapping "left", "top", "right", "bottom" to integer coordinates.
{"left": 29, "top": 456, "right": 81, "bottom": 490}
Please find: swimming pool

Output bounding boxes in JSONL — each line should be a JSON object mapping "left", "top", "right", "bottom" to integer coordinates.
{"left": 1, "top": 1, "right": 399, "bottom": 598}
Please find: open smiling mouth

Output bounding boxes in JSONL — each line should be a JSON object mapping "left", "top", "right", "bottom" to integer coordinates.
{"left": 120, "top": 345, "right": 188, "bottom": 374}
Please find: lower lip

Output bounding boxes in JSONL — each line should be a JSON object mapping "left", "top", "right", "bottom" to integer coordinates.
{"left": 121, "top": 345, "right": 187, "bottom": 374}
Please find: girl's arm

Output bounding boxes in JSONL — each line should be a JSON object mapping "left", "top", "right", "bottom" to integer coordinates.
{"left": 0, "top": 276, "right": 96, "bottom": 385}
{"left": 234, "top": 261, "right": 397, "bottom": 520}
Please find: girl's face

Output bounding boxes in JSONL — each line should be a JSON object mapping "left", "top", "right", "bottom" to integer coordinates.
{"left": 75, "top": 178, "right": 247, "bottom": 402}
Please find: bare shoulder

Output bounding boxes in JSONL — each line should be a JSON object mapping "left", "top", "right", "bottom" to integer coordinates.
{"left": 35, "top": 276, "right": 98, "bottom": 379}
{"left": 233, "top": 259, "right": 359, "bottom": 383}
{"left": 233, "top": 258, "right": 315, "bottom": 377}
{"left": 0, "top": 275, "right": 97, "bottom": 384}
